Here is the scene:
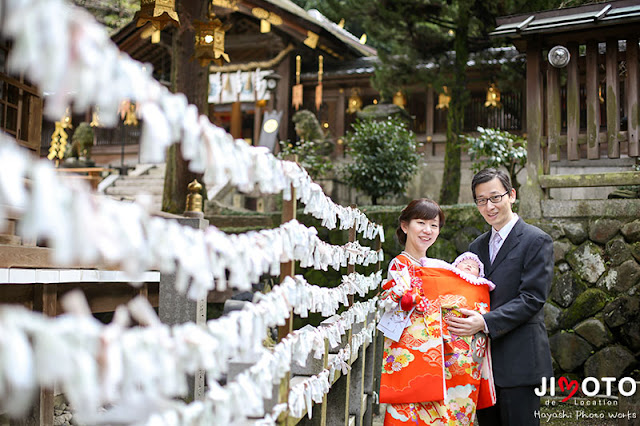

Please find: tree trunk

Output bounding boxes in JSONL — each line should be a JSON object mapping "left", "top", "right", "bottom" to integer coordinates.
{"left": 439, "top": 0, "right": 470, "bottom": 205}
{"left": 162, "top": 0, "right": 208, "bottom": 214}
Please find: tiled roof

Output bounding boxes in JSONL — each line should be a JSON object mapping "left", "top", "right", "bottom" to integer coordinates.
{"left": 301, "top": 46, "right": 522, "bottom": 79}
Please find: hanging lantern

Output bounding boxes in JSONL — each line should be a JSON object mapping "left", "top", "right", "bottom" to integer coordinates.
{"left": 194, "top": 16, "right": 231, "bottom": 67}
{"left": 392, "top": 90, "right": 407, "bottom": 109}
{"left": 484, "top": 83, "right": 501, "bottom": 108}
{"left": 347, "top": 88, "right": 362, "bottom": 114}
{"left": 436, "top": 86, "right": 450, "bottom": 110}
{"left": 136, "top": 0, "right": 180, "bottom": 30}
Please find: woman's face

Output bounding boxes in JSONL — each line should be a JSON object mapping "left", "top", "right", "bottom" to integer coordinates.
{"left": 401, "top": 216, "right": 440, "bottom": 257}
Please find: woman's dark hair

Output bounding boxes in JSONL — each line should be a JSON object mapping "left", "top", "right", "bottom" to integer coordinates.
{"left": 471, "top": 168, "right": 512, "bottom": 199}
{"left": 395, "top": 198, "right": 445, "bottom": 245}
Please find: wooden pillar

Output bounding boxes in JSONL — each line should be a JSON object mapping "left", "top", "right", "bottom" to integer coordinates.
{"left": 31, "top": 284, "right": 57, "bottom": 426}
{"left": 627, "top": 37, "right": 639, "bottom": 158}
{"left": 586, "top": 40, "right": 601, "bottom": 159}
{"left": 230, "top": 101, "right": 243, "bottom": 139}
{"left": 277, "top": 54, "right": 292, "bottom": 143}
{"left": 254, "top": 104, "right": 262, "bottom": 146}
{"left": 336, "top": 88, "right": 346, "bottom": 139}
{"left": 343, "top": 211, "right": 357, "bottom": 426}
{"left": 522, "top": 41, "right": 544, "bottom": 218}
{"left": 567, "top": 42, "right": 580, "bottom": 161}
{"left": 546, "top": 66, "right": 561, "bottom": 164}
{"left": 606, "top": 38, "right": 620, "bottom": 158}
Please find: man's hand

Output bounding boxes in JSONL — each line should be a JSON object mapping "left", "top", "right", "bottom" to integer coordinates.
{"left": 446, "top": 308, "right": 485, "bottom": 336}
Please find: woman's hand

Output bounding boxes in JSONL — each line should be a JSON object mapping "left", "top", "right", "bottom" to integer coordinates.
{"left": 445, "top": 308, "right": 486, "bottom": 336}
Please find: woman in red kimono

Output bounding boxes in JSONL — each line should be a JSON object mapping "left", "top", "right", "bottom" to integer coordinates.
{"left": 379, "top": 199, "right": 495, "bottom": 425}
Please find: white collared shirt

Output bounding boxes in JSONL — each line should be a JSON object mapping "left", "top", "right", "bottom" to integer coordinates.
{"left": 490, "top": 213, "right": 519, "bottom": 256}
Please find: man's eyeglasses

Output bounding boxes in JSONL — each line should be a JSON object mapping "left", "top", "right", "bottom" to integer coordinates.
{"left": 474, "top": 190, "right": 510, "bottom": 206}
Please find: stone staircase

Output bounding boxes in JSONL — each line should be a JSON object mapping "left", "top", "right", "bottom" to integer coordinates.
{"left": 103, "top": 164, "right": 165, "bottom": 211}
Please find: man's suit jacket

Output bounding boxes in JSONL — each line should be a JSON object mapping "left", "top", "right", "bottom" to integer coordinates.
{"left": 470, "top": 217, "right": 554, "bottom": 388}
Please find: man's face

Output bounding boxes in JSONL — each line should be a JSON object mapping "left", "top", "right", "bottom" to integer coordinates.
{"left": 457, "top": 259, "right": 480, "bottom": 277}
{"left": 474, "top": 177, "right": 516, "bottom": 231}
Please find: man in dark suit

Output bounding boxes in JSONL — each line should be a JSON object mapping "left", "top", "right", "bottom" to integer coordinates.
{"left": 446, "top": 168, "right": 554, "bottom": 425}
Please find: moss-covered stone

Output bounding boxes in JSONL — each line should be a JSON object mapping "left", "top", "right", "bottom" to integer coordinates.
{"left": 560, "top": 288, "right": 608, "bottom": 329}
{"left": 552, "top": 239, "right": 572, "bottom": 264}
{"left": 605, "top": 236, "right": 633, "bottom": 267}
{"left": 588, "top": 218, "right": 622, "bottom": 244}
{"left": 544, "top": 302, "right": 562, "bottom": 333}
{"left": 620, "top": 319, "right": 640, "bottom": 352}
{"left": 563, "top": 221, "right": 588, "bottom": 245}
{"left": 584, "top": 345, "right": 636, "bottom": 379}
{"left": 621, "top": 219, "right": 640, "bottom": 243}
{"left": 549, "top": 331, "right": 593, "bottom": 372}
{"left": 566, "top": 242, "right": 606, "bottom": 284}
{"left": 536, "top": 220, "right": 565, "bottom": 240}
{"left": 632, "top": 242, "right": 640, "bottom": 263}
{"left": 603, "top": 295, "right": 640, "bottom": 328}
{"left": 574, "top": 318, "right": 611, "bottom": 348}
{"left": 551, "top": 270, "right": 584, "bottom": 308}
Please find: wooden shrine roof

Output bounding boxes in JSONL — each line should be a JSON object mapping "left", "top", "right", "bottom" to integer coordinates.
{"left": 491, "top": 0, "right": 640, "bottom": 40}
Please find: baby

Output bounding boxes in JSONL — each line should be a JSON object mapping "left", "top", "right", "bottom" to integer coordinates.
{"left": 452, "top": 251, "right": 485, "bottom": 279}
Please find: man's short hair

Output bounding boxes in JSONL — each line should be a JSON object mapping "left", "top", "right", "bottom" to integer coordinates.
{"left": 471, "top": 168, "right": 513, "bottom": 199}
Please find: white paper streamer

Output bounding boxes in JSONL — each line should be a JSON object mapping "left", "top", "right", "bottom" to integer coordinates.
{"left": 0, "top": 0, "right": 384, "bottom": 241}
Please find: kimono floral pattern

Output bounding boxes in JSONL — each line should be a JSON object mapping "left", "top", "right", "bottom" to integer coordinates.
{"left": 380, "top": 255, "right": 495, "bottom": 425}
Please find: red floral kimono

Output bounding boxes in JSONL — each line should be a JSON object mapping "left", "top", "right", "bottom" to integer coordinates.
{"left": 379, "top": 255, "right": 496, "bottom": 425}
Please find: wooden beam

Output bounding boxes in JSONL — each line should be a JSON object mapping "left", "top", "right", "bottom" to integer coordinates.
{"left": 538, "top": 171, "right": 640, "bottom": 188}
{"left": 566, "top": 42, "right": 580, "bottom": 161}
{"left": 627, "top": 37, "right": 639, "bottom": 157}
{"left": 606, "top": 38, "right": 620, "bottom": 158}
{"left": 586, "top": 40, "right": 601, "bottom": 159}
{"left": 546, "top": 66, "right": 561, "bottom": 162}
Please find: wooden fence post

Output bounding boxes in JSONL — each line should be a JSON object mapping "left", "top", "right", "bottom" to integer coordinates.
{"left": 277, "top": 155, "right": 297, "bottom": 425}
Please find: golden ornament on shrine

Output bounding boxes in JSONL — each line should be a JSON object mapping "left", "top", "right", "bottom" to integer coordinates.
{"left": 136, "top": 0, "right": 180, "bottom": 30}
{"left": 48, "top": 108, "right": 73, "bottom": 164}
{"left": 185, "top": 179, "right": 204, "bottom": 214}
{"left": 194, "top": 16, "right": 231, "bottom": 67}
{"left": 347, "top": 88, "right": 362, "bottom": 114}
{"left": 393, "top": 90, "right": 407, "bottom": 108}
{"left": 484, "top": 83, "right": 501, "bottom": 108}
{"left": 119, "top": 101, "right": 139, "bottom": 126}
{"left": 436, "top": 86, "right": 451, "bottom": 110}
{"left": 90, "top": 107, "right": 101, "bottom": 127}
{"left": 292, "top": 55, "right": 303, "bottom": 110}
{"left": 315, "top": 55, "right": 323, "bottom": 111}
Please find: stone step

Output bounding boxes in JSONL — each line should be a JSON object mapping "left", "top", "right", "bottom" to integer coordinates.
{"left": 105, "top": 186, "right": 163, "bottom": 196}
{"left": 114, "top": 177, "right": 165, "bottom": 187}
{"left": 206, "top": 215, "right": 274, "bottom": 229}
{"left": 0, "top": 234, "right": 21, "bottom": 245}
{"left": 106, "top": 194, "right": 163, "bottom": 210}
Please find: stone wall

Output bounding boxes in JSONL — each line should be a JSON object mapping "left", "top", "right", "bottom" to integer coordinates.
{"left": 536, "top": 217, "right": 640, "bottom": 382}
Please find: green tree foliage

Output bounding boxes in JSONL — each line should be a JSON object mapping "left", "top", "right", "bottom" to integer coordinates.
{"left": 72, "top": 0, "right": 138, "bottom": 34}
{"left": 279, "top": 110, "right": 334, "bottom": 180}
{"left": 462, "top": 127, "right": 527, "bottom": 193}
{"left": 343, "top": 117, "right": 420, "bottom": 205}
